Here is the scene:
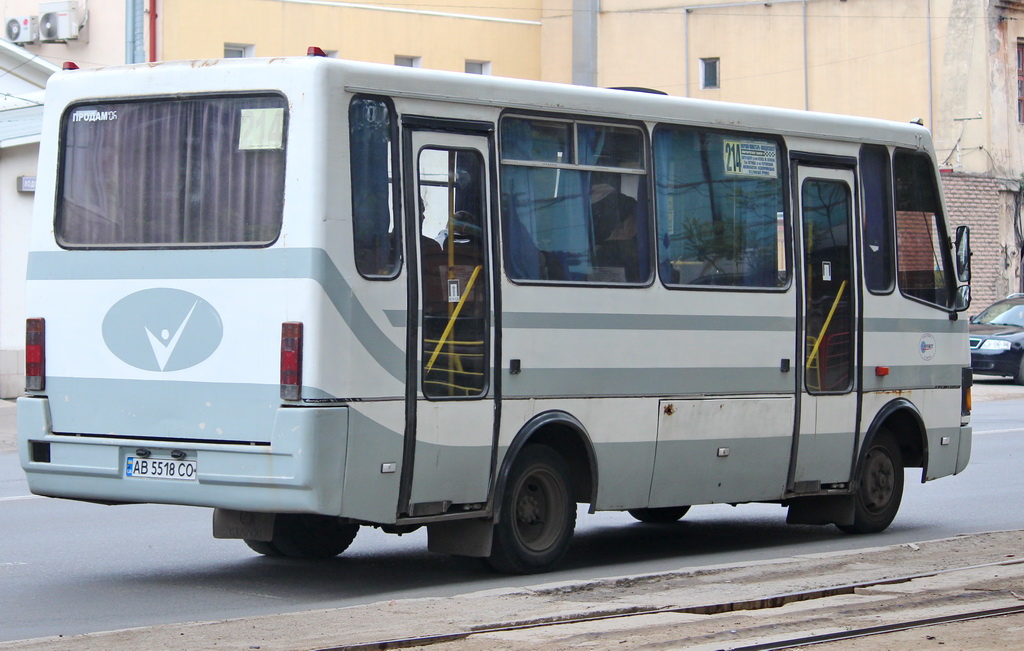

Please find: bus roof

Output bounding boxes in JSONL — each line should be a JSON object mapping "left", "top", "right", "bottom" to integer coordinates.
{"left": 47, "top": 55, "right": 933, "bottom": 151}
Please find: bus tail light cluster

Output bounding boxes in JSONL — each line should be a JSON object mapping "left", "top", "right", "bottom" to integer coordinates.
{"left": 26, "top": 318, "right": 45, "bottom": 391}
{"left": 280, "top": 322, "right": 303, "bottom": 401}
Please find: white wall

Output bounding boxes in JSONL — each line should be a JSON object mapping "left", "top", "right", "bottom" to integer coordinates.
{"left": 2, "top": 0, "right": 128, "bottom": 68}
{"left": 0, "top": 142, "right": 37, "bottom": 397}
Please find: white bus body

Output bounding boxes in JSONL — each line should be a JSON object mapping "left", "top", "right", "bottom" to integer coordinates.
{"left": 18, "top": 55, "right": 972, "bottom": 572}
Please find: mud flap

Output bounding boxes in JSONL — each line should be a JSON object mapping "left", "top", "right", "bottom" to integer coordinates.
{"left": 427, "top": 518, "right": 493, "bottom": 557}
{"left": 213, "top": 508, "right": 276, "bottom": 541}
{"left": 786, "top": 495, "right": 855, "bottom": 527}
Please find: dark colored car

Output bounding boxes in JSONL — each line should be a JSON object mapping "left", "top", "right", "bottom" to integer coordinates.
{"left": 969, "top": 295, "right": 1024, "bottom": 384}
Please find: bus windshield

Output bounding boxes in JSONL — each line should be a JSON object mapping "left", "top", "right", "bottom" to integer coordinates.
{"left": 56, "top": 93, "right": 288, "bottom": 248}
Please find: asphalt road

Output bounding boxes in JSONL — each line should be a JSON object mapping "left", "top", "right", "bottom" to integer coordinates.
{"left": 1, "top": 393, "right": 1022, "bottom": 643}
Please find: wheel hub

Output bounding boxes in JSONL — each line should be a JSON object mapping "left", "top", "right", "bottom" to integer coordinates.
{"left": 517, "top": 491, "right": 543, "bottom": 524}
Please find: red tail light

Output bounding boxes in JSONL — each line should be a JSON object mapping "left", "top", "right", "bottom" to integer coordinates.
{"left": 280, "top": 322, "right": 303, "bottom": 401}
{"left": 26, "top": 318, "right": 45, "bottom": 391}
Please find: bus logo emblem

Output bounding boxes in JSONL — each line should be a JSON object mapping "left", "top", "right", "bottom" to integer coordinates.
{"left": 919, "top": 333, "right": 936, "bottom": 361}
{"left": 103, "top": 289, "right": 223, "bottom": 372}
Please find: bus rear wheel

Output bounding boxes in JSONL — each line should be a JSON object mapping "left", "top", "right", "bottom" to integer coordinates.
{"left": 628, "top": 506, "right": 690, "bottom": 523}
{"left": 245, "top": 514, "right": 359, "bottom": 559}
{"left": 838, "top": 431, "right": 904, "bottom": 534}
{"left": 244, "top": 539, "right": 284, "bottom": 556}
{"left": 487, "top": 445, "right": 576, "bottom": 574}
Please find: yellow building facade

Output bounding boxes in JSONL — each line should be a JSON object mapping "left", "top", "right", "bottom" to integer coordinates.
{"left": 157, "top": 0, "right": 543, "bottom": 80}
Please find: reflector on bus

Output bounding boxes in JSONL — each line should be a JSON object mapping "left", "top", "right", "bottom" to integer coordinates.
{"left": 25, "top": 318, "right": 45, "bottom": 391}
{"left": 280, "top": 322, "right": 303, "bottom": 401}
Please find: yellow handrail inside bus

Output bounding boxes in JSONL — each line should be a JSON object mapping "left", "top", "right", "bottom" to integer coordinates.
{"left": 806, "top": 279, "right": 848, "bottom": 371}
{"left": 425, "top": 264, "right": 483, "bottom": 374}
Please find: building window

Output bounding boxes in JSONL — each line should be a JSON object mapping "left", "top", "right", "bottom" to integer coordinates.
{"left": 1018, "top": 43, "right": 1024, "bottom": 122}
{"left": 465, "top": 60, "right": 491, "bottom": 75}
{"left": 224, "top": 43, "right": 255, "bottom": 58}
{"left": 700, "top": 58, "right": 720, "bottom": 90}
{"left": 395, "top": 55, "right": 422, "bottom": 68}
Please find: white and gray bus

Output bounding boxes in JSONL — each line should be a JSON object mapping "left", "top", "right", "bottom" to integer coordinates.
{"left": 19, "top": 53, "right": 973, "bottom": 573}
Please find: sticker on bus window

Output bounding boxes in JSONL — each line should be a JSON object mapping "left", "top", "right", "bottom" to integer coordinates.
{"left": 723, "top": 140, "right": 777, "bottom": 178}
{"left": 238, "top": 108, "right": 284, "bottom": 151}
{"left": 71, "top": 109, "right": 118, "bottom": 123}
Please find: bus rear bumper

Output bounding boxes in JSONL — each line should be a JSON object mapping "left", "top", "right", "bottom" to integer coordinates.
{"left": 17, "top": 396, "right": 349, "bottom": 515}
{"left": 955, "top": 424, "right": 972, "bottom": 475}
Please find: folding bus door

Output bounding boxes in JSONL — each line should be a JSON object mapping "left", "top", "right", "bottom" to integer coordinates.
{"left": 793, "top": 164, "right": 860, "bottom": 489}
{"left": 399, "top": 124, "right": 497, "bottom": 518}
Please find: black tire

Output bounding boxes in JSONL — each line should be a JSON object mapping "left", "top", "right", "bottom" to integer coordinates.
{"left": 628, "top": 506, "right": 691, "bottom": 523}
{"left": 1013, "top": 357, "right": 1024, "bottom": 386}
{"left": 487, "top": 445, "right": 576, "bottom": 574}
{"left": 243, "top": 538, "right": 284, "bottom": 556}
{"left": 838, "top": 431, "right": 904, "bottom": 534}
{"left": 247, "top": 514, "right": 359, "bottom": 559}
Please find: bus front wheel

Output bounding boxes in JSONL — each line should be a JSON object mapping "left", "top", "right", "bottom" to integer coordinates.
{"left": 487, "top": 445, "right": 576, "bottom": 574}
{"left": 245, "top": 514, "right": 359, "bottom": 559}
{"left": 838, "top": 431, "right": 904, "bottom": 534}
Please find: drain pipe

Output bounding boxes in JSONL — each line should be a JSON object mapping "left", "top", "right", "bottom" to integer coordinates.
{"left": 685, "top": 9, "right": 690, "bottom": 96}
{"left": 572, "top": 0, "right": 598, "bottom": 86}
{"left": 149, "top": 0, "right": 157, "bottom": 62}
{"left": 803, "top": 0, "right": 809, "bottom": 110}
{"left": 926, "top": 0, "right": 933, "bottom": 129}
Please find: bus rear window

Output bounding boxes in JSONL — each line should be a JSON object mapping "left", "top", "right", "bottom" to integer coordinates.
{"left": 56, "top": 94, "right": 287, "bottom": 248}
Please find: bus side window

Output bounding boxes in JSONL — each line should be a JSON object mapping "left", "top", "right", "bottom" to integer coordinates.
{"left": 499, "top": 117, "right": 650, "bottom": 284}
{"left": 893, "top": 150, "right": 954, "bottom": 309}
{"left": 349, "top": 96, "right": 401, "bottom": 278}
{"left": 860, "top": 144, "right": 895, "bottom": 294}
{"left": 654, "top": 126, "right": 787, "bottom": 289}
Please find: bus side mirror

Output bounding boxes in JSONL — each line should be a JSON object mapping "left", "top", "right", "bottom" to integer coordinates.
{"left": 955, "top": 225, "right": 971, "bottom": 283}
{"left": 954, "top": 284, "right": 971, "bottom": 312}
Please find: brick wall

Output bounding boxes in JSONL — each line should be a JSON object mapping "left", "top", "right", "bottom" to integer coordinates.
{"left": 940, "top": 171, "right": 1019, "bottom": 311}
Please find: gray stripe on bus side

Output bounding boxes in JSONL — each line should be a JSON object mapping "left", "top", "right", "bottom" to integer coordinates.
{"left": 861, "top": 364, "right": 965, "bottom": 390}
{"left": 502, "top": 366, "right": 796, "bottom": 397}
{"left": 28, "top": 249, "right": 407, "bottom": 382}
{"left": 500, "top": 363, "right": 964, "bottom": 398}
{"left": 862, "top": 317, "right": 964, "bottom": 334}
{"left": 501, "top": 312, "right": 796, "bottom": 331}
{"left": 27, "top": 250, "right": 963, "bottom": 386}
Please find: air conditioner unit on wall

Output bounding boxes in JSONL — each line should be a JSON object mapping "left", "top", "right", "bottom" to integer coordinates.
{"left": 4, "top": 16, "right": 38, "bottom": 44}
{"left": 38, "top": 1, "right": 80, "bottom": 42}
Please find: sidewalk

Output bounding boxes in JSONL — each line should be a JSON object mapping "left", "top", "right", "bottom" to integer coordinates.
{"left": 0, "top": 398, "right": 15, "bottom": 454}
{"left": 0, "top": 530, "right": 1020, "bottom": 650}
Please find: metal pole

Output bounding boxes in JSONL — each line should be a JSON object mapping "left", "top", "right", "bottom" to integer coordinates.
{"left": 572, "top": 0, "right": 599, "bottom": 86}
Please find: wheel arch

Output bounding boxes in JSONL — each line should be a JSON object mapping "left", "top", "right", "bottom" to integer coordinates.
{"left": 494, "top": 410, "right": 597, "bottom": 521}
{"left": 862, "top": 398, "right": 926, "bottom": 471}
